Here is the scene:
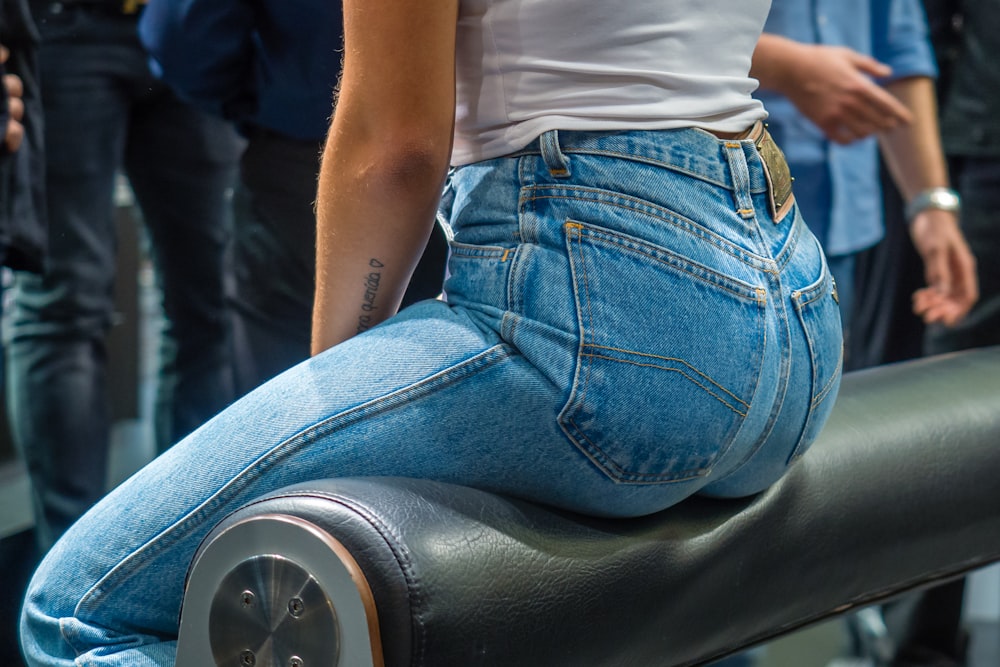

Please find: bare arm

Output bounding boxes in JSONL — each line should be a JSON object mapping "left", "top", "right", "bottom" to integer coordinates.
{"left": 879, "top": 76, "right": 978, "bottom": 326}
{"left": 751, "top": 33, "right": 912, "bottom": 143}
{"left": 311, "top": 0, "right": 459, "bottom": 355}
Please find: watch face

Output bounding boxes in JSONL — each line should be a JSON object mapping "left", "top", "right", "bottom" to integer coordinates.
{"left": 929, "top": 190, "right": 960, "bottom": 209}
{"left": 906, "top": 187, "right": 960, "bottom": 221}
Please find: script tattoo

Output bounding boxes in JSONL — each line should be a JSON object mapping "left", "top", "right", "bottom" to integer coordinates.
{"left": 357, "top": 258, "right": 385, "bottom": 333}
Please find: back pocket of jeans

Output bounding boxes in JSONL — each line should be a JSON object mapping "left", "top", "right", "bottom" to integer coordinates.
{"left": 786, "top": 252, "right": 843, "bottom": 462}
{"left": 558, "top": 221, "right": 767, "bottom": 484}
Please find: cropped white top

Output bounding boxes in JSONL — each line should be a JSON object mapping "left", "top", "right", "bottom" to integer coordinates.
{"left": 452, "top": 0, "right": 771, "bottom": 165}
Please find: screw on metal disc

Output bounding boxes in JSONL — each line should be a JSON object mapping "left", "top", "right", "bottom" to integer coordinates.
{"left": 209, "top": 555, "right": 339, "bottom": 666}
{"left": 288, "top": 597, "right": 305, "bottom": 617}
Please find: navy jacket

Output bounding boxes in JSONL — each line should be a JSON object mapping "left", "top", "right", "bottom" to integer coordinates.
{"left": 139, "top": 0, "right": 343, "bottom": 141}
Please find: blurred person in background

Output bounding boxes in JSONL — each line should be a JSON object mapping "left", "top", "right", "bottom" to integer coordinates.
{"left": 741, "top": 3, "right": 979, "bottom": 665}
{"left": 751, "top": 0, "right": 976, "bottom": 349}
{"left": 139, "top": 0, "right": 448, "bottom": 399}
{"left": 850, "top": 1, "right": 1000, "bottom": 664}
{"left": 0, "top": 0, "right": 46, "bottom": 661}
{"left": 5, "top": 0, "right": 243, "bottom": 558}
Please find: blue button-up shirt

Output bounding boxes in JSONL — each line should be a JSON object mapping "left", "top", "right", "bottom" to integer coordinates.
{"left": 139, "top": 0, "right": 343, "bottom": 141}
{"left": 756, "top": 0, "right": 937, "bottom": 256}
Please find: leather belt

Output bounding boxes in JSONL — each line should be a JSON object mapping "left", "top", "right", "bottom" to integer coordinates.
{"left": 750, "top": 123, "right": 795, "bottom": 223}
{"left": 713, "top": 122, "right": 795, "bottom": 223}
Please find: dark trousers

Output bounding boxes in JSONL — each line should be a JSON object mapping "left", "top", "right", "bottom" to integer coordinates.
{"left": 849, "top": 155, "right": 993, "bottom": 665}
{"left": 228, "top": 129, "right": 449, "bottom": 397}
{"left": 5, "top": 2, "right": 243, "bottom": 550}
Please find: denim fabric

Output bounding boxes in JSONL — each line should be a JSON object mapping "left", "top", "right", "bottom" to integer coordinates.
{"left": 4, "top": 3, "right": 243, "bottom": 551}
{"left": 826, "top": 253, "right": 856, "bottom": 335}
{"left": 20, "top": 126, "right": 842, "bottom": 664}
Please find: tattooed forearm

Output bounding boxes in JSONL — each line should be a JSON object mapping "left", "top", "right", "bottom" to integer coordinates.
{"left": 357, "top": 258, "right": 385, "bottom": 333}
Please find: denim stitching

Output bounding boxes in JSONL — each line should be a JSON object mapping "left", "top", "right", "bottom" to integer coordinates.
{"left": 572, "top": 222, "right": 763, "bottom": 301}
{"left": 738, "top": 270, "right": 794, "bottom": 470}
{"left": 566, "top": 223, "right": 597, "bottom": 339}
{"left": 564, "top": 223, "right": 601, "bottom": 480}
{"left": 526, "top": 188, "right": 775, "bottom": 270}
{"left": 811, "top": 345, "right": 843, "bottom": 409}
{"left": 564, "top": 421, "right": 713, "bottom": 483}
{"left": 563, "top": 147, "right": 763, "bottom": 193}
{"left": 793, "top": 278, "right": 831, "bottom": 308}
{"left": 561, "top": 223, "right": 760, "bottom": 483}
{"left": 73, "top": 345, "right": 514, "bottom": 619}
{"left": 447, "top": 242, "right": 510, "bottom": 258}
{"left": 584, "top": 343, "right": 750, "bottom": 409}
{"left": 723, "top": 141, "right": 756, "bottom": 219}
{"left": 772, "top": 213, "right": 803, "bottom": 271}
{"left": 580, "top": 352, "right": 748, "bottom": 417}
{"left": 567, "top": 225, "right": 599, "bottom": 434}
{"left": 567, "top": 221, "right": 757, "bottom": 409}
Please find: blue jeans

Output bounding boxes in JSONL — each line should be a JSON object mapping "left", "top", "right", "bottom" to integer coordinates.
{"left": 5, "top": 3, "right": 242, "bottom": 550}
{"left": 20, "top": 126, "right": 842, "bottom": 664}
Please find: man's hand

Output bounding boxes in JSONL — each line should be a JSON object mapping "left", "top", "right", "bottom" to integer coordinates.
{"left": 1, "top": 45, "right": 25, "bottom": 153}
{"left": 753, "top": 35, "right": 913, "bottom": 143}
{"left": 908, "top": 209, "right": 978, "bottom": 326}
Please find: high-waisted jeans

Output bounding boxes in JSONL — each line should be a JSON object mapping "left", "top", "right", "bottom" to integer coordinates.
{"left": 20, "top": 126, "right": 843, "bottom": 665}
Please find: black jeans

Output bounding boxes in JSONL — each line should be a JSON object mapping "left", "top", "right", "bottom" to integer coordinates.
{"left": 5, "top": 1, "right": 243, "bottom": 549}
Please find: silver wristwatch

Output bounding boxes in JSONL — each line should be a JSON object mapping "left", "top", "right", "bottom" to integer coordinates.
{"left": 905, "top": 187, "right": 961, "bottom": 222}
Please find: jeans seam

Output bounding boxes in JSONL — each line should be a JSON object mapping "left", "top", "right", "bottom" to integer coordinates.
{"left": 562, "top": 221, "right": 765, "bottom": 483}
{"left": 582, "top": 344, "right": 750, "bottom": 412}
{"left": 565, "top": 420, "right": 711, "bottom": 483}
{"left": 732, "top": 273, "right": 793, "bottom": 471}
{"left": 527, "top": 187, "right": 773, "bottom": 270}
{"left": 771, "top": 211, "right": 804, "bottom": 271}
{"left": 582, "top": 352, "right": 749, "bottom": 416}
{"left": 569, "top": 221, "right": 763, "bottom": 301}
{"left": 724, "top": 141, "right": 755, "bottom": 219}
{"left": 566, "top": 224, "right": 597, "bottom": 340}
{"left": 561, "top": 147, "right": 746, "bottom": 191}
{"left": 812, "top": 345, "right": 843, "bottom": 408}
{"left": 73, "top": 344, "right": 514, "bottom": 618}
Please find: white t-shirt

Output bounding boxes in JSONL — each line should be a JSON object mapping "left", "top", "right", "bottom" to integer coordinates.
{"left": 452, "top": 0, "right": 771, "bottom": 165}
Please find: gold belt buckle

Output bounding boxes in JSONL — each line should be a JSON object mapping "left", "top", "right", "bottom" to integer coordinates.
{"left": 754, "top": 126, "right": 795, "bottom": 223}
{"left": 122, "top": 0, "right": 147, "bottom": 14}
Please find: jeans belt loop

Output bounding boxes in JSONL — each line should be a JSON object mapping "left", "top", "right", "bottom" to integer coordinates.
{"left": 539, "top": 130, "right": 572, "bottom": 179}
{"left": 722, "top": 138, "right": 756, "bottom": 220}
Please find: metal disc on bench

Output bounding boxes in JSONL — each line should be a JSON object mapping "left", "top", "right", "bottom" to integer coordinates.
{"left": 209, "top": 554, "right": 339, "bottom": 666}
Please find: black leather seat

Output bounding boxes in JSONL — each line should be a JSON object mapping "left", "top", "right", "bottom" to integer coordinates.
{"left": 175, "top": 347, "right": 1000, "bottom": 666}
